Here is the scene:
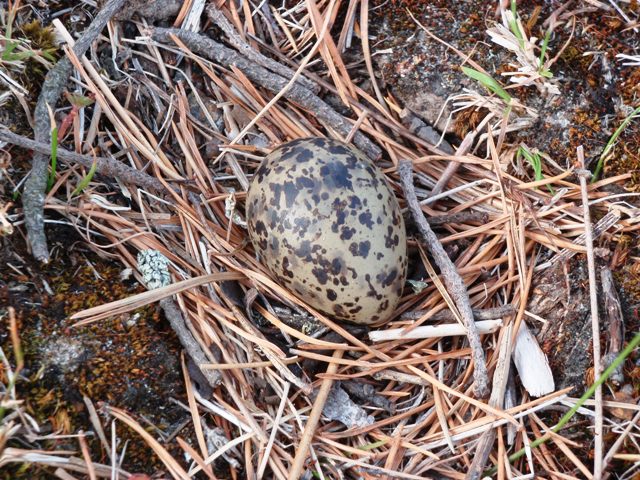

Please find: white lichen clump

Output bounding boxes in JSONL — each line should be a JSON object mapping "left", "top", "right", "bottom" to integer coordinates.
{"left": 137, "top": 249, "right": 171, "bottom": 289}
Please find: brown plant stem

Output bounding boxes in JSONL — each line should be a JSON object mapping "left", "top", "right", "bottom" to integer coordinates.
{"left": 576, "top": 146, "right": 603, "bottom": 478}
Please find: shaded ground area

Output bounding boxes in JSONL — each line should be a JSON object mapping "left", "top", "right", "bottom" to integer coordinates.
{"left": 1, "top": 223, "right": 195, "bottom": 477}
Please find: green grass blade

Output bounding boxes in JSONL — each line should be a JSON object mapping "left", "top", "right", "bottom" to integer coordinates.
{"left": 518, "top": 145, "right": 555, "bottom": 194}
{"left": 72, "top": 159, "right": 98, "bottom": 196}
{"left": 47, "top": 127, "right": 58, "bottom": 192}
{"left": 461, "top": 66, "right": 512, "bottom": 104}
{"left": 509, "top": 0, "right": 525, "bottom": 47}
{"left": 539, "top": 30, "right": 551, "bottom": 68}
{"left": 592, "top": 105, "right": 640, "bottom": 182}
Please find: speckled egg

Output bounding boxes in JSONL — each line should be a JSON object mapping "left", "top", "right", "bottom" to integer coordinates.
{"left": 246, "top": 137, "right": 408, "bottom": 324}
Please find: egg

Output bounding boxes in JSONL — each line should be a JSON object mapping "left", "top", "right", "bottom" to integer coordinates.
{"left": 246, "top": 137, "right": 408, "bottom": 324}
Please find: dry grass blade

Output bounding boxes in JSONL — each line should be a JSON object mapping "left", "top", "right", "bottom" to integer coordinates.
{"left": 108, "top": 407, "right": 191, "bottom": 480}
{"left": 70, "top": 272, "right": 244, "bottom": 323}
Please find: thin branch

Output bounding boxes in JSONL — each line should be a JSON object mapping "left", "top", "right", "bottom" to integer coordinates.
{"left": 0, "top": 128, "right": 168, "bottom": 194}
{"left": 398, "top": 159, "right": 489, "bottom": 397}
{"left": 576, "top": 145, "right": 603, "bottom": 479}
{"left": 21, "top": 0, "right": 128, "bottom": 263}
{"left": 400, "top": 304, "right": 515, "bottom": 321}
{"left": 205, "top": 5, "right": 319, "bottom": 93}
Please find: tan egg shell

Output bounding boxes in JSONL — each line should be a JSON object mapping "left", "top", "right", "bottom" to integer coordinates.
{"left": 246, "top": 137, "right": 408, "bottom": 324}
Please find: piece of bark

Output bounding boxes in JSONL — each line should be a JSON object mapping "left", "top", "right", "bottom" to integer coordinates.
{"left": 399, "top": 108, "right": 454, "bottom": 154}
{"left": 531, "top": 259, "right": 593, "bottom": 391}
{"left": 600, "top": 266, "right": 625, "bottom": 385}
{"left": 102, "top": 0, "right": 181, "bottom": 21}
{"left": 22, "top": 0, "right": 128, "bottom": 263}
{"left": 341, "top": 380, "right": 394, "bottom": 414}
{"left": 512, "top": 322, "right": 554, "bottom": 397}
{"left": 151, "top": 28, "right": 382, "bottom": 160}
{"left": 321, "top": 384, "right": 374, "bottom": 428}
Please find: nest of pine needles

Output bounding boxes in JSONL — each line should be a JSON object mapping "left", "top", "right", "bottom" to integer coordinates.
{"left": 2, "top": 0, "right": 640, "bottom": 478}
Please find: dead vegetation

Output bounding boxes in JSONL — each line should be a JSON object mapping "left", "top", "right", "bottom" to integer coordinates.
{"left": 2, "top": 0, "right": 640, "bottom": 478}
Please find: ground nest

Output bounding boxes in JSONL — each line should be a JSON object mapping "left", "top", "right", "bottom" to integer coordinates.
{"left": 1, "top": 0, "right": 640, "bottom": 479}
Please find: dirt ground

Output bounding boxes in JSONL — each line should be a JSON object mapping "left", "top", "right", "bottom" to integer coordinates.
{"left": 1, "top": 0, "right": 640, "bottom": 478}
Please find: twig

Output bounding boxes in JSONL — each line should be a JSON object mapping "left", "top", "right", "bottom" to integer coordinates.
{"left": 21, "top": 0, "right": 127, "bottom": 263}
{"left": 369, "top": 319, "right": 502, "bottom": 342}
{"left": 426, "top": 211, "right": 490, "bottom": 226}
{"left": 398, "top": 159, "right": 489, "bottom": 397}
{"left": 288, "top": 349, "right": 343, "bottom": 480}
{"left": 429, "top": 131, "right": 476, "bottom": 197}
{"left": 159, "top": 297, "right": 222, "bottom": 387}
{"left": 205, "top": 5, "right": 318, "bottom": 93}
{"left": 466, "top": 324, "right": 513, "bottom": 479}
{"left": 576, "top": 145, "right": 603, "bottom": 479}
{"left": 0, "top": 128, "right": 168, "bottom": 194}
{"left": 151, "top": 28, "right": 382, "bottom": 160}
{"left": 401, "top": 304, "right": 515, "bottom": 321}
